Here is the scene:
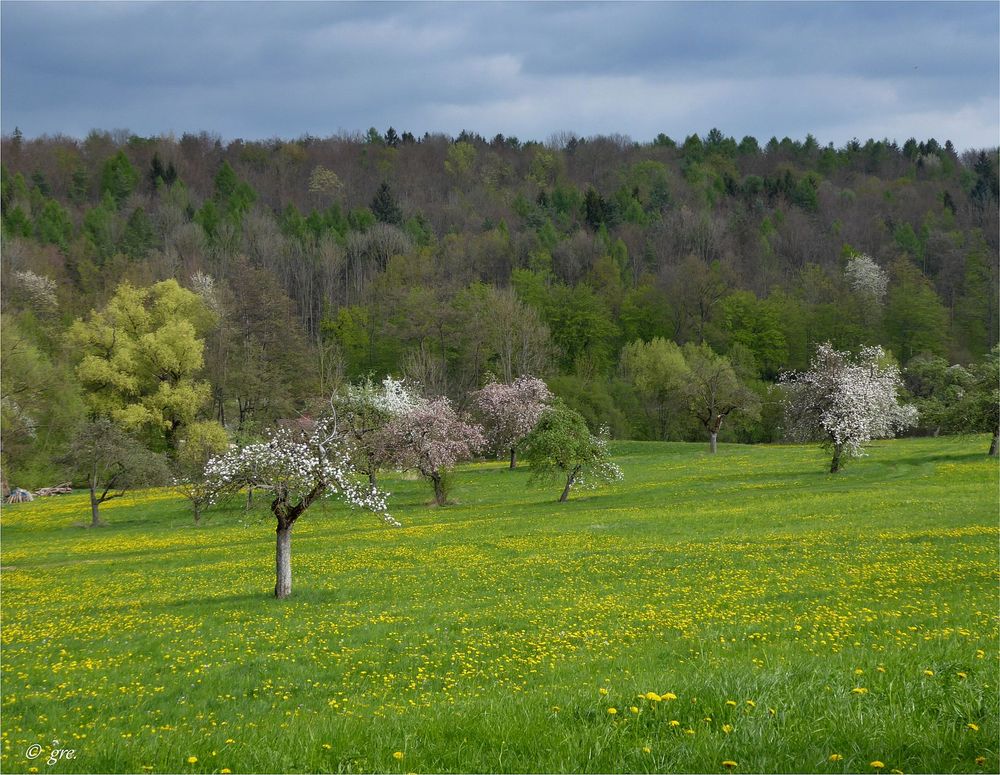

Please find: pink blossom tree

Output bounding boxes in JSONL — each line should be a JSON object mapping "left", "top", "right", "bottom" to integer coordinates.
{"left": 781, "top": 343, "right": 917, "bottom": 473}
{"left": 205, "top": 416, "right": 398, "bottom": 599}
{"left": 381, "top": 397, "right": 485, "bottom": 505}
{"left": 471, "top": 375, "right": 552, "bottom": 468}
{"left": 332, "top": 375, "right": 420, "bottom": 489}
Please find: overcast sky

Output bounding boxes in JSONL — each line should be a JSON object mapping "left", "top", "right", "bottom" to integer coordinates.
{"left": 2, "top": 1, "right": 998, "bottom": 150}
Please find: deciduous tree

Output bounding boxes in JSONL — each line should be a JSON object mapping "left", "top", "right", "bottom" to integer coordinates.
{"left": 61, "top": 419, "right": 170, "bottom": 526}
{"left": 521, "top": 402, "right": 622, "bottom": 502}
{"left": 67, "top": 279, "right": 215, "bottom": 445}
{"left": 781, "top": 343, "right": 917, "bottom": 472}
{"left": 381, "top": 397, "right": 484, "bottom": 505}
{"left": 205, "top": 416, "right": 397, "bottom": 598}
{"left": 471, "top": 375, "right": 552, "bottom": 468}
{"left": 681, "top": 342, "right": 761, "bottom": 453}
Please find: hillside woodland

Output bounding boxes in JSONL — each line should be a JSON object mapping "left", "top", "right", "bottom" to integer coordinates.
{"left": 1, "top": 126, "right": 997, "bottom": 485}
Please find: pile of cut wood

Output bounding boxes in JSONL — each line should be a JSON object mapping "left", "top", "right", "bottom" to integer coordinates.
{"left": 4, "top": 482, "right": 73, "bottom": 504}
{"left": 33, "top": 482, "right": 73, "bottom": 497}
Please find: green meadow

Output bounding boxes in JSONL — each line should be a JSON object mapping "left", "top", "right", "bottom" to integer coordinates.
{"left": 1, "top": 436, "right": 997, "bottom": 774}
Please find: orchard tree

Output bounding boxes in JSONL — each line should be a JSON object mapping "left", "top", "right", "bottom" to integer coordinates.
{"left": 381, "top": 397, "right": 485, "bottom": 505}
{"left": 521, "top": 402, "right": 622, "bottom": 502}
{"left": 471, "top": 375, "right": 552, "bottom": 468}
{"left": 902, "top": 354, "right": 973, "bottom": 436}
{"left": 60, "top": 419, "right": 170, "bottom": 527}
{"left": 68, "top": 279, "right": 215, "bottom": 443}
{"left": 174, "top": 420, "right": 230, "bottom": 524}
{"left": 681, "top": 343, "right": 761, "bottom": 453}
{"left": 781, "top": 343, "right": 917, "bottom": 473}
{"left": 205, "top": 416, "right": 398, "bottom": 599}
{"left": 949, "top": 346, "right": 1000, "bottom": 455}
{"left": 332, "top": 375, "right": 420, "bottom": 488}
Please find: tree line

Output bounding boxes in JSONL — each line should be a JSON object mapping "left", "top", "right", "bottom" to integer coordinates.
{"left": 1, "top": 126, "right": 998, "bottom": 489}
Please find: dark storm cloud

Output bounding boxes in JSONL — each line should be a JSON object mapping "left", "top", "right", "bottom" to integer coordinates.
{"left": 2, "top": 1, "right": 997, "bottom": 150}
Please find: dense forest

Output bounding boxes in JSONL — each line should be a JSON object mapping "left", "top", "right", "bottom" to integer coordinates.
{"left": 2, "top": 126, "right": 998, "bottom": 486}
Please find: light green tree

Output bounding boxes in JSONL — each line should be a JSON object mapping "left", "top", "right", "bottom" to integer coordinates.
{"left": 521, "top": 402, "right": 622, "bottom": 502}
{"left": 174, "top": 420, "right": 231, "bottom": 523}
{"left": 68, "top": 279, "right": 215, "bottom": 445}
{"left": 620, "top": 337, "right": 689, "bottom": 439}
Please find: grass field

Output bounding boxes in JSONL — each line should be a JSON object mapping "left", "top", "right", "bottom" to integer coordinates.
{"left": 1, "top": 436, "right": 997, "bottom": 774}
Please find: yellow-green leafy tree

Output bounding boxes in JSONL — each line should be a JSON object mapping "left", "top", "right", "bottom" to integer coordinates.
{"left": 68, "top": 279, "right": 215, "bottom": 446}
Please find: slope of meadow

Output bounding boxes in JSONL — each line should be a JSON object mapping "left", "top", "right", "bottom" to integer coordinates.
{"left": 1, "top": 436, "right": 997, "bottom": 774}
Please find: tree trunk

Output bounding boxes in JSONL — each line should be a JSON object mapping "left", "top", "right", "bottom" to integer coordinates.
{"left": 193, "top": 502, "right": 201, "bottom": 525}
{"left": 990, "top": 431, "right": 999, "bottom": 457}
{"left": 709, "top": 432, "right": 718, "bottom": 454}
{"left": 246, "top": 486, "right": 254, "bottom": 510}
{"left": 559, "top": 468, "right": 579, "bottom": 503}
{"left": 275, "top": 525, "right": 292, "bottom": 599}
{"left": 830, "top": 443, "right": 844, "bottom": 473}
{"left": 509, "top": 447, "right": 517, "bottom": 469}
{"left": 368, "top": 469, "right": 378, "bottom": 490}
{"left": 431, "top": 473, "right": 446, "bottom": 506}
{"left": 89, "top": 485, "right": 101, "bottom": 527}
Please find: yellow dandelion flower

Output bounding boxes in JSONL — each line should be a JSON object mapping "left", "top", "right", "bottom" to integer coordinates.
{"left": 768, "top": 707, "right": 776, "bottom": 716}
{"left": 829, "top": 754, "right": 843, "bottom": 762}
{"left": 870, "top": 761, "right": 885, "bottom": 769}
{"left": 643, "top": 747, "right": 651, "bottom": 754}
{"left": 967, "top": 723, "right": 980, "bottom": 732}
{"left": 703, "top": 716, "right": 713, "bottom": 722}
{"left": 630, "top": 706, "right": 639, "bottom": 714}
{"left": 599, "top": 687, "right": 609, "bottom": 695}
{"left": 958, "top": 672, "right": 968, "bottom": 679}
{"left": 607, "top": 707, "right": 617, "bottom": 715}
{"left": 923, "top": 670, "right": 934, "bottom": 677}
{"left": 684, "top": 728, "right": 695, "bottom": 735}
{"left": 322, "top": 743, "right": 332, "bottom": 750}
{"left": 187, "top": 756, "right": 198, "bottom": 764}
{"left": 225, "top": 739, "right": 235, "bottom": 744}
{"left": 221, "top": 770, "right": 231, "bottom": 774}
{"left": 645, "top": 692, "right": 662, "bottom": 702}
{"left": 725, "top": 700, "right": 737, "bottom": 707}
{"left": 854, "top": 668, "right": 864, "bottom": 675}
{"left": 663, "top": 692, "right": 677, "bottom": 700}
{"left": 393, "top": 751, "right": 404, "bottom": 760}
{"left": 722, "top": 761, "right": 738, "bottom": 769}
{"left": 851, "top": 687, "right": 869, "bottom": 695}
{"left": 975, "top": 756, "right": 986, "bottom": 765}
{"left": 890, "top": 770, "right": 904, "bottom": 774}
{"left": 669, "top": 720, "right": 680, "bottom": 727}
{"left": 745, "top": 700, "right": 756, "bottom": 707}
{"left": 876, "top": 666, "right": 886, "bottom": 673}
{"left": 722, "top": 724, "right": 733, "bottom": 734}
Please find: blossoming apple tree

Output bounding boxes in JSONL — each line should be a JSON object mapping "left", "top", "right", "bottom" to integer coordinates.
{"left": 471, "top": 375, "right": 552, "bottom": 468}
{"left": 204, "top": 415, "right": 399, "bottom": 598}
{"left": 381, "top": 396, "right": 485, "bottom": 505}
{"left": 333, "top": 375, "right": 420, "bottom": 488}
{"left": 781, "top": 343, "right": 917, "bottom": 472}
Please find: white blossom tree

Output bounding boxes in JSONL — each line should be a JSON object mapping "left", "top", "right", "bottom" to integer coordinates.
{"left": 205, "top": 416, "right": 398, "bottom": 598}
{"left": 381, "top": 397, "right": 485, "bottom": 505}
{"left": 781, "top": 343, "right": 917, "bottom": 472}
{"left": 471, "top": 375, "right": 552, "bottom": 468}
{"left": 333, "top": 375, "right": 420, "bottom": 488}
{"left": 845, "top": 254, "right": 889, "bottom": 302}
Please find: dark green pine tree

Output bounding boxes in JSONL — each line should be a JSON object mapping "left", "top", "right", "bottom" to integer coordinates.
{"left": 371, "top": 181, "right": 402, "bottom": 225}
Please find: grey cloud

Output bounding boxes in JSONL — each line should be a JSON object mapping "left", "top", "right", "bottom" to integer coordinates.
{"left": 2, "top": 1, "right": 997, "bottom": 150}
